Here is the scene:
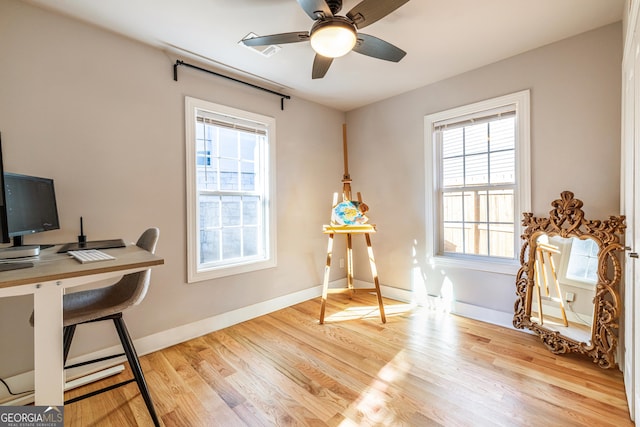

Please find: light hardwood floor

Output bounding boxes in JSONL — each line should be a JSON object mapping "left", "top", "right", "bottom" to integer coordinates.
{"left": 64, "top": 294, "right": 633, "bottom": 426}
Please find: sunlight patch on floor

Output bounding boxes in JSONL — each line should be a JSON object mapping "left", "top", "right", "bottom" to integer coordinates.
{"left": 338, "top": 349, "right": 412, "bottom": 426}
{"left": 323, "top": 302, "right": 414, "bottom": 323}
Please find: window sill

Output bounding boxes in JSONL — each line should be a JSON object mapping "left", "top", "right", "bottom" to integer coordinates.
{"left": 188, "top": 258, "right": 276, "bottom": 283}
{"left": 430, "top": 255, "right": 520, "bottom": 275}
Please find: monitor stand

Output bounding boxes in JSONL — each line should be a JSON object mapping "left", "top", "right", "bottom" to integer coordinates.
{"left": 0, "top": 235, "right": 40, "bottom": 259}
{"left": 0, "top": 245, "right": 40, "bottom": 259}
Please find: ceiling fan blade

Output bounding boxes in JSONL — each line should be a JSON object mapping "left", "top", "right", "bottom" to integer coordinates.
{"left": 312, "top": 54, "right": 334, "bottom": 79}
{"left": 352, "top": 33, "right": 406, "bottom": 62}
{"left": 242, "top": 32, "right": 310, "bottom": 46}
{"left": 297, "top": 0, "right": 333, "bottom": 20}
{"left": 346, "top": 0, "right": 410, "bottom": 29}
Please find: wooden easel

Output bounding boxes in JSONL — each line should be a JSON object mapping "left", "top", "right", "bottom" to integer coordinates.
{"left": 319, "top": 125, "right": 386, "bottom": 324}
{"left": 533, "top": 242, "right": 568, "bottom": 327}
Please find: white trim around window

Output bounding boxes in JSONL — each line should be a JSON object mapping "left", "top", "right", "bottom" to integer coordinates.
{"left": 424, "top": 90, "right": 531, "bottom": 274}
{"left": 185, "top": 96, "right": 277, "bottom": 282}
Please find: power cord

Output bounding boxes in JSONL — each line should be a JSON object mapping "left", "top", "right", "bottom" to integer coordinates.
{"left": 566, "top": 300, "right": 592, "bottom": 326}
{"left": 0, "top": 377, "right": 33, "bottom": 396}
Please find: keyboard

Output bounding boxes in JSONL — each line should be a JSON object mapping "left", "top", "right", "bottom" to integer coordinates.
{"left": 68, "top": 249, "right": 115, "bottom": 264}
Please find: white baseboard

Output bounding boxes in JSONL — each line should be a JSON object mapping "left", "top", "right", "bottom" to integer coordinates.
{"left": 452, "top": 301, "right": 516, "bottom": 329}
{"left": 1, "top": 280, "right": 516, "bottom": 405}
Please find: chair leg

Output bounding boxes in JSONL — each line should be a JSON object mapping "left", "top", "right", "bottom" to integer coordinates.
{"left": 112, "top": 315, "right": 160, "bottom": 427}
{"left": 63, "top": 325, "right": 76, "bottom": 365}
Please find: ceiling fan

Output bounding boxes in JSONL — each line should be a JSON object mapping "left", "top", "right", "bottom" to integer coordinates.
{"left": 241, "top": 0, "right": 410, "bottom": 79}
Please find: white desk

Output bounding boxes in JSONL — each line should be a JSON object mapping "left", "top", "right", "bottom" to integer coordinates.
{"left": 0, "top": 244, "right": 164, "bottom": 406}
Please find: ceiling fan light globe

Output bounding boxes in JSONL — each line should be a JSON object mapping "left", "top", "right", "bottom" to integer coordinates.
{"left": 310, "top": 20, "right": 356, "bottom": 58}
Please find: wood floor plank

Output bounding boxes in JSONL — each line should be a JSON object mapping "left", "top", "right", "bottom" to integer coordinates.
{"left": 62, "top": 294, "right": 633, "bottom": 426}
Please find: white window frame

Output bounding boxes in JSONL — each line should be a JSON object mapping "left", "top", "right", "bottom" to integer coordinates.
{"left": 548, "top": 236, "right": 599, "bottom": 291}
{"left": 185, "top": 96, "right": 277, "bottom": 282}
{"left": 424, "top": 90, "right": 531, "bottom": 274}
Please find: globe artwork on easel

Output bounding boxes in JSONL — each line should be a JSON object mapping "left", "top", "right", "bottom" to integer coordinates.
{"left": 331, "top": 200, "right": 369, "bottom": 225}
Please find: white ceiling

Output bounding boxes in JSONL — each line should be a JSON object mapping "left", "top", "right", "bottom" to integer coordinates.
{"left": 23, "top": 0, "right": 625, "bottom": 111}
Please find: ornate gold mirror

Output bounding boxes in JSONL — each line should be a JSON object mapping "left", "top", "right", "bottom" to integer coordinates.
{"left": 513, "top": 191, "right": 626, "bottom": 368}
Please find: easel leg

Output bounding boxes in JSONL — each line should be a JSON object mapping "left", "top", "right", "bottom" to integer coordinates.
{"left": 319, "top": 233, "right": 334, "bottom": 324}
{"left": 534, "top": 255, "right": 544, "bottom": 325}
{"left": 347, "top": 233, "right": 354, "bottom": 298}
{"left": 365, "top": 233, "right": 386, "bottom": 323}
{"left": 547, "top": 252, "right": 568, "bottom": 327}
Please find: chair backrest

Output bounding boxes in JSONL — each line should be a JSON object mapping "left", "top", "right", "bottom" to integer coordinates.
{"left": 112, "top": 227, "right": 160, "bottom": 308}
{"left": 137, "top": 227, "right": 159, "bottom": 254}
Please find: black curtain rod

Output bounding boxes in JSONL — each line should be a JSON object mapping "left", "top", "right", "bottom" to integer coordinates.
{"left": 173, "top": 60, "right": 291, "bottom": 110}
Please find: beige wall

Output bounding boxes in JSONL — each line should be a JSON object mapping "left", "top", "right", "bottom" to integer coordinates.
{"left": 345, "top": 23, "right": 622, "bottom": 313}
{"left": 0, "top": 0, "right": 345, "bottom": 377}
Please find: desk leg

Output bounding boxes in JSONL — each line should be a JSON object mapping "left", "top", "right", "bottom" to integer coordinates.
{"left": 33, "top": 282, "right": 64, "bottom": 405}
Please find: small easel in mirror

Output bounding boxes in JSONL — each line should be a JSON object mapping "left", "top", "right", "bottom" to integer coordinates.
{"left": 533, "top": 239, "right": 568, "bottom": 327}
{"left": 319, "top": 124, "right": 386, "bottom": 324}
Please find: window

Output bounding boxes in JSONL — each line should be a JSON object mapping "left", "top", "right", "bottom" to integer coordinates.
{"left": 547, "top": 236, "right": 599, "bottom": 289}
{"left": 424, "top": 90, "right": 530, "bottom": 273}
{"left": 185, "top": 97, "right": 276, "bottom": 282}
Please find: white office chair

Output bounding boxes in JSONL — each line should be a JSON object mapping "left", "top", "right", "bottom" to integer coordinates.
{"left": 31, "top": 228, "right": 161, "bottom": 426}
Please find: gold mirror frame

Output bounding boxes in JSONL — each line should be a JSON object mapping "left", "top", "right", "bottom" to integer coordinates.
{"left": 513, "top": 191, "right": 626, "bottom": 368}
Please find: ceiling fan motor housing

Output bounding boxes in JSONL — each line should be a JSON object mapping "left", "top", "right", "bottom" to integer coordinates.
{"left": 326, "top": 0, "right": 343, "bottom": 15}
{"left": 310, "top": 16, "right": 356, "bottom": 37}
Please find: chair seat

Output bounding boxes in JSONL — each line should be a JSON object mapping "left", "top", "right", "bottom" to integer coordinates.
{"left": 63, "top": 286, "right": 133, "bottom": 326}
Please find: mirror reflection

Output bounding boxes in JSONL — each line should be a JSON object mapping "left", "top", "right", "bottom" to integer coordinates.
{"left": 530, "top": 235, "right": 598, "bottom": 344}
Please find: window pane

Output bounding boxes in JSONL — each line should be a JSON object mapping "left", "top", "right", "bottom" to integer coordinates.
{"left": 243, "top": 197, "right": 259, "bottom": 225}
{"left": 490, "top": 150, "right": 515, "bottom": 184}
{"left": 489, "top": 117, "right": 515, "bottom": 151}
{"left": 197, "top": 158, "right": 218, "bottom": 190}
{"left": 240, "top": 161, "right": 256, "bottom": 191}
{"left": 443, "top": 224, "right": 464, "bottom": 253}
{"left": 472, "top": 224, "right": 488, "bottom": 256}
{"left": 465, "top": 153, "right": 488, "bottom": 185}
{"left": 200, "top": 229, "right": 220, "bottom": 263}
{"left": 442, "top": 128, "right": 463, "bottom": 157}
{"left": 221, "top": 196, "right": 241, "bottom": 226}
{"left": 219, "top": 129, "right": 238, "bottom": 158}
{"left": 220, "top": 158, "right": 239, "bottom": 190}
{"left": 240, "top": 134, "right": 257, "bottom": 161}
{"left": 489, "top": 224, "right": 514, "bottom": 258}
{"left": 464, "top": 123, "right": 488, "bottom": 155}
{"left": 474, "top": 191, "right": 486, "bottom": 222}
{"left": 463, "top": 191, "right": 478, "bottom": 223}
{"left": 566, "top": 238, "right": 598, "bottom": 283}
{"left": 442, "top": 192, "right": 463, "bottom": 222}
{"left": 488, "top": 190, "right": 514, "bottom": 223}
{"left": 199, "top": 195, "right": 220, "bottom": 228}
{"left": 442, "top": 157, "right": 463, "bottom": 187}
{"left": 243, "top": 227, "right": 258, "bottom": 257}
{"left": 222, "top": 228, "right": 241, "bottom": 259}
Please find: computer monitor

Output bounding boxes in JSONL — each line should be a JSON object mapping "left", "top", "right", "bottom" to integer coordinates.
{"left": 4, "top": 172, "right": 60, "bottom": 247}
{"left": 0, "top": 134, "right": 10, "bottom": 244}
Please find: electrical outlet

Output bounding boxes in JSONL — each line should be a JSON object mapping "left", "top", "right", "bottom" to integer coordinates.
{"left": 339, "top": 258, "right": 345, "bottom": 268}
{"left": 565, "top": 292, "right": 575, "bottom": 302}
